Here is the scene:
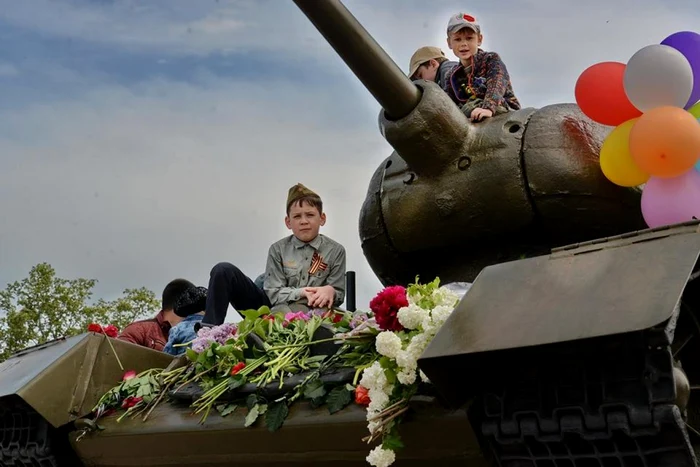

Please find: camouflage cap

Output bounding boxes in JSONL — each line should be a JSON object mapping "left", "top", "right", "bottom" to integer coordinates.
{"left": 286, "top": 183, "right": 320, "bottom": 210}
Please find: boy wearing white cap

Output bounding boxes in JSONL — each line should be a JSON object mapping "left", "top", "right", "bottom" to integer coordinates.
{"left": 408, "top": 46, "right": 459, "bottom": 92}
{"left": 445, "top": 13, "right": 521, "bottom": 122}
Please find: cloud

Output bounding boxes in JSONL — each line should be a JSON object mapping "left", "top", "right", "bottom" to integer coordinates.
{"left": 0, "top": 62, "right": 18, "bottom": 77}
{"left": 0, "top": 75, "right": 387, "bottom": 317}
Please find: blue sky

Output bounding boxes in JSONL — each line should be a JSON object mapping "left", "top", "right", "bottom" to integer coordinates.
{"left": 1, "top": 0, "right": 699, "bottom": 319}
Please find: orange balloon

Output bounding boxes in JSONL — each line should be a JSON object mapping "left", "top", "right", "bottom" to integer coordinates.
{"left": 629, "top": 106, "right": 700, "bottom": 178}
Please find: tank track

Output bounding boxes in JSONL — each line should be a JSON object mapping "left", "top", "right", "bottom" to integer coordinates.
{"left": 0, "top": 397, "right": 61, "bottom": 467}
{"left": 468, "top": 336, "right": 697, "bottom": 467}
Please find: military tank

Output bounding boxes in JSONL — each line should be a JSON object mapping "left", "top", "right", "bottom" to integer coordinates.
{"left": 1, "top": 0, "right": 699, "bottom": 466}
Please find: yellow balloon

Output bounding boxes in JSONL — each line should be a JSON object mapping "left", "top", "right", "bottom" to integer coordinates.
{"left": 600, "top": 118, "right": 650, "bottom": 187}
{"left": 690, "top": 101, "right": 700, "bottom": 119}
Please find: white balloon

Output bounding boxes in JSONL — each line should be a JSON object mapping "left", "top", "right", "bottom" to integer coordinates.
{"left": 623, "top": 44, "right": 694, "bottom": 111}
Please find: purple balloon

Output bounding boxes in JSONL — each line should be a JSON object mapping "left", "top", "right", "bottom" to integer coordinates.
{"left": 641, "top": 170, "right": 700, "bottom": 228}
{"left": 662, "top": 31, "right": 700, "bottom": 109}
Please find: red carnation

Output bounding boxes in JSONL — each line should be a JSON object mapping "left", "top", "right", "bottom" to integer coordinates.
{"left": 369, "top": 285, "right": 408, "bottom": 332}
{"left": 322, "top": 310, "right": 343, "bottom": 323}
{"left": 355, "top": 385, "right": 370, "bottom": 406}
{"left": 231, "top": 362, "right": 246, "bottom": 376}
{"left": 87, "top": 323, "right": 102, "bottom": 333}
{"left": 104, "top": 324, "right": 119, "bottom": 338}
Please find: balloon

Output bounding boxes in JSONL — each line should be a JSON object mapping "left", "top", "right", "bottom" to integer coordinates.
{"left": 696, "top": 159, "right": 700, "bottom": 173}
{"left": 575, "top": 62, "right": 642, "bottom": 126}
{"left": 629, "top": 106, "right": 700, "bottom": 177}
{"left": 641, "top": 170, "right": 700, "bottom": 228}
{"left": 623, "top": 44, "right": 694, "bottom": 111}
{"left": 599, "top": 119, "right": 649, "bottom": 186}
{"left": 691, "top": 101, "right": 700, "bottom": 119}
{"left": 661, "top": 31, "right": 700, "bottom": 109}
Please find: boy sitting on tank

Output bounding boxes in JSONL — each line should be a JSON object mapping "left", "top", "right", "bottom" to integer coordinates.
{"left": 444, "top": 13, "right": 521, "bottom": 122}
{"left": 163, "top": 285, "right": 207, "bottom": 355}
{"left": 201, "top": 183, "right": 347, "bottom": 325}
{"left": 408, "top": 46, "right": 459, "bottom": 92}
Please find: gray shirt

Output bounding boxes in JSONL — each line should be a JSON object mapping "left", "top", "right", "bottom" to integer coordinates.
{"left": 264, "top": 234, "right": 346, "bottom": 309}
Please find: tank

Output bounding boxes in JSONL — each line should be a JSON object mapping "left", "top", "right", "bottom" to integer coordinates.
{"left": 1, "top": 1, "right": 699, "bottom": 466}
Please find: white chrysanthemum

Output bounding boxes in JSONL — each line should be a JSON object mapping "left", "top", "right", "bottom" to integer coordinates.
{"left": 395, "top": 349, "right": 417, "bottom": 372}
{"left": 434, "top": 287, "right": 460, "bottom": 307}
{"left": 397, "top": 368, "right": 417, "bottom": 385}
{"left": 419, "top": 370, "right": 430, "bottom": 383}
{"left": 407, "top": 332, "right": 429, "bottom": 357}
{"left": 366, "top": 446, "right": 396, "bottom": 467}
{"left": 431, "top": 304, "right": 454, "bottom": 328}
{"left": 375, "top": 331, "right": 403, "bottom": 359}
{"left": 360, "top": 361, "right": 386, "bottom": 391}
{"left": 368, "top": 388, "right": 390, "bottom": 413}
{"left": 397, "top": 304, "right": 428, "bottom": 330}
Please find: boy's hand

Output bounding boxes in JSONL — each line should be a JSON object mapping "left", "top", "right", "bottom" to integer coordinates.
{"left": 303, "top": 286, "right": 336, "bottom": 308}
{"left": 471, "top": 108, "right": 493, "bottom": 122}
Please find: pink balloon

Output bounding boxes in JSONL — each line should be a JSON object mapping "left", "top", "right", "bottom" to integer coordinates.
{"left": 641, "top": 170, "right": 700, "bottom": 228}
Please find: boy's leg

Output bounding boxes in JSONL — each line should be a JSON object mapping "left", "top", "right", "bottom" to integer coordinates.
{"left": 203, "top": 262, "right": 271, "bottom": 325}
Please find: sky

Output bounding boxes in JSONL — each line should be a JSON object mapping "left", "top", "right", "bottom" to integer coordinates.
{"left": 0, "top": 0, "right": 698, "bottom": 321}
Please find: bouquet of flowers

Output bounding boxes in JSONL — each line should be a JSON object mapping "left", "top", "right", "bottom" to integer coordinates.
{"left": 359, "top": 278, "right": 460, "bottom": 467}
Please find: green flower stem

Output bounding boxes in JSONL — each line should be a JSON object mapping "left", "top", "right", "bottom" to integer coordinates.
{"left": 265, "top": 335, "right": 362, "bottom": 352}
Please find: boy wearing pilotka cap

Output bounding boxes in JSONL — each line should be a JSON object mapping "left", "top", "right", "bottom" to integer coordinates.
{"left": 202, "top": 183, "right": 346, "bottom": 325}
{"left": 445, "top": 13, "right": 521, "bottom": 122}
{"left": 408, "top": 46, "right": 459, "bottom": 92}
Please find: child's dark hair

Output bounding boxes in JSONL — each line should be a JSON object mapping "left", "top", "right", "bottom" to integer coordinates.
{"left": 162, "top": 278, "right": 195, "bottom": 310}
{"left": 287, "top": 195, "right": 323, "bottom": 216}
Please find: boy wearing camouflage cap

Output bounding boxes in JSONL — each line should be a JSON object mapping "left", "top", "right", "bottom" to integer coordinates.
{"left": 444, "top": 13, "right": 521, "bottom": 122}
{"left": 408, "top": 46, "right": 459, "bottom": 92}
{"left": 202, "top": 183, "right": 346, "bottom": 324}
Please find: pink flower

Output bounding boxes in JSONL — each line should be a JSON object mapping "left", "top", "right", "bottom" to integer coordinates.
{"left": 284, "top": 311, "right": 310, "bottom": 324}
{"left": 122, "top": 370, "right": 137, "bottom": 381}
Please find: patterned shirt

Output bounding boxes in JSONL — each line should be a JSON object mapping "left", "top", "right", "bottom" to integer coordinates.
{"left": 446, "top": 49, "right": 521, "bottom": 113}
{"left": 264, "top": 234, "right": 346, "bottom": 309}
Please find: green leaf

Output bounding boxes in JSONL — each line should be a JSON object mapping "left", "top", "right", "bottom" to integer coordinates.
{"left": 244, "top": 405, "right": 260, "bottom": 427}
{"left": 217, "top": 404, "right": 237, "bottom": 417}
{"left": 309, "top": 396, "right": 325, "bottom": 409}
{"left": 265, "top": 401, "right": 289, "bottom": 432}
{"left": 186, "top": 348, "right": 199, "bottom": 362}
{"left": 227, "top": 375, "right": 247, "bottom": 391}
{"left": 384, "top": 367, "right": 397, "bottom": 385}
{"left": 303, "top": 379, "right": 326, "bottom": 400}
{"left": 246, "top": 394, "right": 258, "bottom": 410}
{"left": 382, "top": 430, "right": 404, "bottom": 451}
{"left": 326, "top": 386, "right": 352, "bottom": 414}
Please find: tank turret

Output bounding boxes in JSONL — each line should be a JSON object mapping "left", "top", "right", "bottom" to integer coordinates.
{"left": 293, "top": 0, "right": 645, "bottom": 285}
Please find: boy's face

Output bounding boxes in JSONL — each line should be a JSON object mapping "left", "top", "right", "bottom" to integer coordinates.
{"left": 285, "top": 201, "right": 326, "bottom": 243}
{"left": 447, "top": 28, "right": 482, "bottom": 62}
{"left": 413, "top": 59, "right": 440, "bottom": 82}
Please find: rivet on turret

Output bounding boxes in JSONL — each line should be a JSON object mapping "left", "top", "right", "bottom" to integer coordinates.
{"left": 457, "top": 156, "right": 471, "bottom": 171}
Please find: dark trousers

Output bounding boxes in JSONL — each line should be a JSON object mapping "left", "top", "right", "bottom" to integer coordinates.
{"left": 203, "top": 262, "right": 271, "bottom": 325}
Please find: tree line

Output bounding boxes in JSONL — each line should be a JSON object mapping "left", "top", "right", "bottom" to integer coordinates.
{"left": 0, "top": 262, "right": 159, "bottom": 361}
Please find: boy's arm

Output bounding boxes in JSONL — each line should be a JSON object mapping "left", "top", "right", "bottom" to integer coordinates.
{"left": 264, "top": 244, "right": 305, "bottom": 307}
{"left": 327, "top": 245, "right": 347, "bottom": 306}
{"left": 482, "top": 52, "right": 512, "bottom": 113}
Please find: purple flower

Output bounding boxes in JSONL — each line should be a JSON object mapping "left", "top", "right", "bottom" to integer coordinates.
{"left": 191, "top": 323, "right": 238, "bottom": 353}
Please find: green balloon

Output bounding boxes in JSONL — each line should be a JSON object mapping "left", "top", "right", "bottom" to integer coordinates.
{"left": 690, "top": 101, "right": 700, "bottom": 119}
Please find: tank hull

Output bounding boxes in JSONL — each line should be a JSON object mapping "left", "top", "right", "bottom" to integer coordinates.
{"left": 70, "top": 398, "right": 486, "bottom": 467}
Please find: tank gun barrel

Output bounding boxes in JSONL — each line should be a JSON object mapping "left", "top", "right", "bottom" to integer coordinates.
{"left": 293, "top": 0, "right": 421, "bottom": 120}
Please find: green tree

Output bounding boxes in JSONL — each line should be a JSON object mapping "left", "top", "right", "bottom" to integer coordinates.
{"left": 0, "top": 263, "right": 160, "bottom": 361}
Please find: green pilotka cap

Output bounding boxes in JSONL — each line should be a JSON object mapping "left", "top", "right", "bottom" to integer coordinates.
{"left": 286, "top": 183, "right": 319, "bottom": 211}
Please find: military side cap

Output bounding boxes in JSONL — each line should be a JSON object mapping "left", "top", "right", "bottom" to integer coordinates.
{"left": 287, "top": 183, "right": 319, "bottom": 210}
{"left": 174, "top": 286, "right": 208, "bottom": 317}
